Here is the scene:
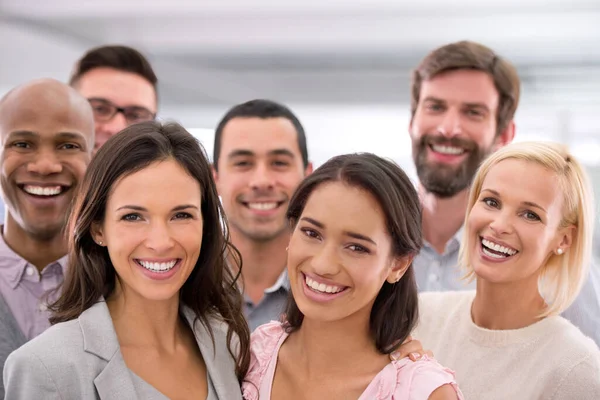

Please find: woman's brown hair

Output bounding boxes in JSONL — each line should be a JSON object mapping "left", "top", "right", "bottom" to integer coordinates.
{"left": 50, "top": 121, "right": 250, "bottom": 381}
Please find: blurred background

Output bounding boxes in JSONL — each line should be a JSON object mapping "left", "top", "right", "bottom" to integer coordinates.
{"left": 1, "top": 0, "right": 599, "bottom": 198}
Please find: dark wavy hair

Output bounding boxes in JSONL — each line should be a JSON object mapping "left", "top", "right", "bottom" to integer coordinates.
{"left": 49, "top": 121, "right": 250, "bottom": 380}
{"left": 283, "top": 153, "right": 423, "bottom": 354}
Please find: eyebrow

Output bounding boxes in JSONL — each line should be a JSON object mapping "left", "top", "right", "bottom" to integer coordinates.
{"left": 116, "top": 204, "right": 199, "bottom": 212}
{"left": 301, "top": 217, "right": 377, "bottom": 245}
{"left": 422, "top": 96, "right": 490, "bottom": 111}
{"left": 481, "top": 189, "right": 547, "bottom": 213}
{"left": 228, "top": 148, "right": 296, "bottom": 159}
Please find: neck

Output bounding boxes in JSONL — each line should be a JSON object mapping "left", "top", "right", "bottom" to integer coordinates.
{"left": 288, "top": 312, "right": 381, "bottom": 378}
{"left": 2, "top": 216, "right": 67, "bottom": 272}
{"left": 420, "top": 185, "right": 469, "bottom": 254}
{"left": 231, "top": 228, "right": 289, "bottom": 303}
{"left": 107, "top": 283, "right": 183, "bottom": 352}
{"left": 472, "top": 276, "right": 547, "bottom": 330}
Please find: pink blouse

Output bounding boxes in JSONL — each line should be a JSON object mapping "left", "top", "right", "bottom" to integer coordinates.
{"left": 242, "top": 322, "right": 463, "bottom": 400}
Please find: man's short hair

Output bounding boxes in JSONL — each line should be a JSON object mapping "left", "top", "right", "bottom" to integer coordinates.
{"left": 411, "top": 40, "right": 520, "bottom": 134}
{"left": 69, "top": 45, "right": 158, "bottom": 93}
{"left": 213, "top": 99, "right": 309, "bottom": 170}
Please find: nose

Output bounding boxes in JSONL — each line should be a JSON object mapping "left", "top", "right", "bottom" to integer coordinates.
{"left": 26, "top": 149, "right": 62, "bottom": 175}
{"left": 488, "top": 211, "right": 514, "bottom": 236}
{"left": 310, "top": 243, "right": 341, "bottom": 277}
{"left": 96, "top": 112, "right": 129, "bottom": 139}
{"left": 249, "top": 162, "right": 275, "bottom": 191}
{"left": 145, "top": 221, "right": 175, "bottom": 253}
{"left": 437, "top": 108, "right": 462, "bottom": 138}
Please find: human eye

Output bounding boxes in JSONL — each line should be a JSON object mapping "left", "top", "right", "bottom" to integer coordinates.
{"left": 59, "top": 143, "right": 81, "bottom": 150}
{"left": 300, "top": 227, "right": 321, "bottom": 239}
{"left": 173, "top": 212, "right": 193, "bottom": 220}
{"left": 482, "top": 197, "right": 499, "bottom": 208}
{"left": 522, "top": 210, "right": 541, "bottom": 221}
{"left": 347, "top": 244, "right": 370, "bottom": 254}
{"left": 11, "top": 141, "right": 31, "bottom": 149}
{"left": 121, "top": 213, "right": 142, "bottom": 222}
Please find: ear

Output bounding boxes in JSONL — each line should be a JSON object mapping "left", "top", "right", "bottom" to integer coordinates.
{"left": 493, "top": 120, "right": 516, "bottom": 151}
{"left": 555, "top": 224, "right": 576, "bottom": 255}
{"left": 90, "top": 221, "right": 105, "bottom": 247}
{"left": 304, "top": 162, "right": 314, "bottom": 176}
{"left": 386, "top": 254, "right": 414, "bottom": 284}
{"left": 211, "top": 164, "right": 219, "bottom": 183}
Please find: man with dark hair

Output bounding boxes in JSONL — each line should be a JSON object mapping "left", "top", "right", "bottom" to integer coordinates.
{"left": 70, "top": 45, "right": 158, "bottom": 152}
{"left": 409, "top": 40, "right": 599, "bottom": 344}
{"left": 0, "top": 79, "right": 94, "bottom": 397}
{"left": 212, "top": 99, "right": 312, "bottom": 331}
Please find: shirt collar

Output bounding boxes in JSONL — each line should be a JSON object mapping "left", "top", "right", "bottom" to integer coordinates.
{"left": 423, "top": 224, "right": 465, "bottom": 255}
{"left": 265, "top": 268, "right": 290, "bottom": 294}
{"left": 0, "top": 228, "right": 69, "bottom": 289}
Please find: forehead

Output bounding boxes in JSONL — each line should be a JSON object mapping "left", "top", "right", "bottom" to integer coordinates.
{"left": 0, "top": 95, "right": 94, "bottom": 142}
{"left": 220, "top": 117, "right": 302, "bottom": 157}
{"left": 109, "top": 160, "right": 201, "bottom": 206}
{"left": 303, "top": 182, "right": 387, "bottom": 234}
{"left": 420, "top": 69, "right": 499, "bottom": 111}
{"left": 482, "top": 159, "right": 562, "bottom": 209}
{"left": 76, "top": 67, "right": 157, "bottom": 111}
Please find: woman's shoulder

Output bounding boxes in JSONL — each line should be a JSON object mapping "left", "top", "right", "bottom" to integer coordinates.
{"left": 11, "top": 318, "right": 83, "bottom": 362}
{"left": 241, "top": 321, "right": 288, "bottom": 400}
{"left": 367, "top": 356, "right": 463, "bottom": 400}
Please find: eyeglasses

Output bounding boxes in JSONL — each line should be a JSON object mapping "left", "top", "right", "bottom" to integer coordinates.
{"left": 88, "top": 98, "right": 156, "bottom": 125}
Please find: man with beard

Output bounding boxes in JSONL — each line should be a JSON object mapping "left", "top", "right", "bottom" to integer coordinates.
{"left": 0, "top": 79, "right": 94, "bottom": 396}
{"left": 409, "top": 41, "right": 599, "bottom": 344}
{"left": 212, "top": 99, "right": 313, "bottom": 331}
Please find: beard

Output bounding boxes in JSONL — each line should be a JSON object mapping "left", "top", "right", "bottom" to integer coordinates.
{"left": 413, "top": 134, "right": 492, "bottom": 198}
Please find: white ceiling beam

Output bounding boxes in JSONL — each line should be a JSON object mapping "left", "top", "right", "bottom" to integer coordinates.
{"left": 2, "top": 0, "right": 599, "bottom": 19}
{"left": 90, "top": 11, "right": 600, "bottom": 57}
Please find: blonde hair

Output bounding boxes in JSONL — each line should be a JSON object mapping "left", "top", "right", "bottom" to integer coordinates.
{"left": 459, "top": 141, "right": 595, "bottom": 317}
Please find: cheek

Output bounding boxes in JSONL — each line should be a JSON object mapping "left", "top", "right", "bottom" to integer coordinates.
{"left": 67, "top": 158, "right": 91, "bottom": 182}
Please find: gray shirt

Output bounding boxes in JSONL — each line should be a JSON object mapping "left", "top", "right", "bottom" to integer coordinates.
{"left": 413, "top": 226, "right": 600, "bottom": 345}
{"left": 243, "top": 270, "right": 289, "bottom": 332}
{"left": 0, "top": 293, "right": 26, "bottom": 399}
{"left": 130, "top": 370, "right": 217, "bottom": 399}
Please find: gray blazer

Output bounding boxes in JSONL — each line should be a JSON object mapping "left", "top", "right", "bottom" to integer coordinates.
{"left": 3, "top": 300, "right": 243, "bottom": 399}
{"left": 0, "top": 293, "right": 26, "bottom": 399}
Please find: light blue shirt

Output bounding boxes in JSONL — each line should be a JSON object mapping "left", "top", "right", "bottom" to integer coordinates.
{"left": 413, "top": 226, "right": 600, "bottom": 346}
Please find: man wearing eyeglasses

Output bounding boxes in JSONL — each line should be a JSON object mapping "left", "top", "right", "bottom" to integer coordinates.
{"left": 69, "top": 45, "right": 158, "bottom": 152}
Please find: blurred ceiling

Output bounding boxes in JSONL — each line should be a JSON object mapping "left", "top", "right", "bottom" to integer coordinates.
{"left": 1, "top": 0, "right": 600, "bottom": 107}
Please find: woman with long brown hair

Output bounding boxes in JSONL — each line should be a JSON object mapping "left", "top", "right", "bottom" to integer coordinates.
{"left": 4, "top": 121, "right": 250, "bottom": 399}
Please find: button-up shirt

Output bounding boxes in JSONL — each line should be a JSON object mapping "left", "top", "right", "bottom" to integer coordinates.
{"left": 413, "top": 225, "right": 600, "bottom": 345}
{"left": 0, "top": 232, "right": 68, "bottom": 340}
{"left": 244, "top": 270, "right": 290, "bottom": 332}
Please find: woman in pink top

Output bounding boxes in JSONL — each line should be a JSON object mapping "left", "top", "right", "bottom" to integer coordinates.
{"left": 242, "top": 153, "right": 463, "bottom": 400}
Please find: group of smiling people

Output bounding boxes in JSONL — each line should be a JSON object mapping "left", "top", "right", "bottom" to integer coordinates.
{"left": 1, "top": 115, "right": 598, "bottom": 399}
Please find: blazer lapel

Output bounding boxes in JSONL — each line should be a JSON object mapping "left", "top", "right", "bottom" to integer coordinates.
{"left": 183, "top": 308, "right": 243, "bottom": 400}
{"left": 79, "top": 300, "right": 140, "bottom": 400}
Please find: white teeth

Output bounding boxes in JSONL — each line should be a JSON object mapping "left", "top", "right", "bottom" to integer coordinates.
{"left": 138, "top": 260, "right": 177, "bottom": 273}
{"left": 432, "top": 145, "right": 465, "bottom": 155}
{"left": 481, "top": 238, "right": 517, "bottom": 256}
{"left": 305, "top": 275, "right": 344, "bottom": 294}
{"left": 24, "top": 185, "right": 62, "bottom": 196}
{"left": 247, "top": 202, "right": 278, "bottom": 210}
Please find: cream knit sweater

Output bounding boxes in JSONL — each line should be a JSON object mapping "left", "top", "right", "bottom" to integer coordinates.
{"left": 414, "top": 291, "right": 600, "bottom": 400}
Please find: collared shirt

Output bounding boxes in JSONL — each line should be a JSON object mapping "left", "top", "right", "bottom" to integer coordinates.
{"left": 244, "top": 269, "right": 290, "bottom": 332}
{"left": 413, "top": 226, "right": 475, "bottom": 292}
{"left": 413, "top": 225, "right": 600, "bottom": 345}
{"left": 0, "top": 232, "right": 68, "bottom": 340}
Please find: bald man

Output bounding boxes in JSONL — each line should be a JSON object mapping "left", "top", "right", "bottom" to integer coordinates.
{"left": 0, "top": 79, "right": 94, "bottom": 397}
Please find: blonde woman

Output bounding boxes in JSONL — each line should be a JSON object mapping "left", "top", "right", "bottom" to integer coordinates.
{"left": 414, "top": 141, "right": 600, "bottom": 399}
